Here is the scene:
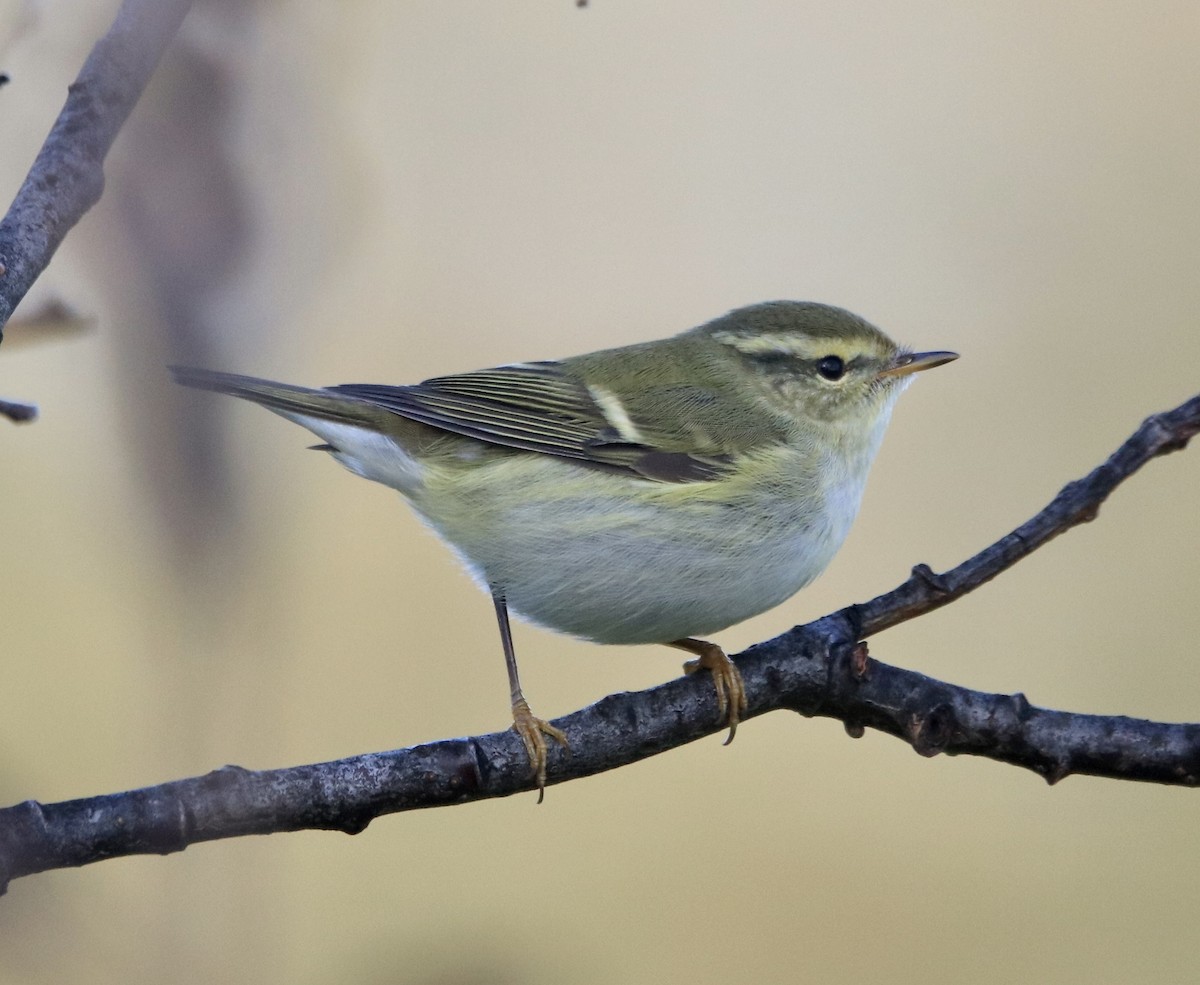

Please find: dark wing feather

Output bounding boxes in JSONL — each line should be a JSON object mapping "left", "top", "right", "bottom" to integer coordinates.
{"left": 330, "top": 362, "right": 731, "bottom": 482}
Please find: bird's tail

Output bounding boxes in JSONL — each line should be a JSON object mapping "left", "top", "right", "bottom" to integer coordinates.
{"left": 170, "top": 366, "right": 379, "bottom": 427}
{"left": 172, "top": 367, "right": 426, "bottom": 491}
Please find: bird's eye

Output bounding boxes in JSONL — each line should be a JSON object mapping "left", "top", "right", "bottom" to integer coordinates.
{"left": 816, "top": 355, "right": 846, "bottom": 381}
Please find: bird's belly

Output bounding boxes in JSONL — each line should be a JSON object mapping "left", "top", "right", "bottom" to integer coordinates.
{"left": 499, "top": 524, "right": 830, "bottom": 644}
{"left": 415, "top": 462, "right": 853, "bottom": 645}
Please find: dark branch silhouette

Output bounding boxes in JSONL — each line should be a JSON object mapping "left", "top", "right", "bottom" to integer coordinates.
{"left": 1, "top": 392, "right": 1197, "bottom": 894}
{"left": 0, "top": 0, "right": 193, "bottom": 339}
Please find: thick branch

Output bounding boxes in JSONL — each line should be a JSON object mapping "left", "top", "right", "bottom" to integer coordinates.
{"left": 1, "top": 392, "right": 1197, "bottom": 893}
{"left": 0, "top": 0, "right": 193, "bottom": 337}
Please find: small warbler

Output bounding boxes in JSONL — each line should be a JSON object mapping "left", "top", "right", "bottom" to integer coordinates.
{"left": 173, "top": 300, "right": 955, "bottom": 794}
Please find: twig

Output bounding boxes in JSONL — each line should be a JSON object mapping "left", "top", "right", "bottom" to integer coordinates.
{"left": 0, "top": 0, "right": 194, "bottom": 338}
{"left": 854, "top": 393, "right": 1200, "bottom": 635}
{"left": 1, "top": 391, "right": 1197, "bottom": 894}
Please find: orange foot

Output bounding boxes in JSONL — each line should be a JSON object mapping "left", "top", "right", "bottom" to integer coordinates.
{"left": 671, "top": 638, "right": 748, "bottom": 744}
{"left": 512, "top": 697, "right": 570, "bottom": 802}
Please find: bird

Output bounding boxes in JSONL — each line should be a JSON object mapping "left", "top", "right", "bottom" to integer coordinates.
{"left": 172, "top": 300, "right": 956, "bottom": 797}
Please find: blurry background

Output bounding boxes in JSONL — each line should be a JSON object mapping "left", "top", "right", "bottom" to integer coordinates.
{"left": 2, "top": 1, "right": 1199, "bottom": 982}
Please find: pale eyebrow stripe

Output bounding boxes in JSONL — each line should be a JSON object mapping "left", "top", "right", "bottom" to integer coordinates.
{"left": 712, "top": 331, "right": 815, "bottom": 357}
{"left": 711, "top": 331, "right": 872, "bottom": 363}
{"left": 586, "top": 384, "right": 646, "bottom": 443}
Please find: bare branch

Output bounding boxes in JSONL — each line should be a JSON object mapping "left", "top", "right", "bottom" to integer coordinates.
{"left": 1, "top": 391, "right": 1197, "bottom": 894}
{"left": 0, "top": 0, "right": 194, "bottom": 337}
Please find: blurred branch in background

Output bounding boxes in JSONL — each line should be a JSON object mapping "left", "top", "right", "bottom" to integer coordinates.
{"left": 97, "top": 3, "right": 256, "bottom": 562}
{"left": 2, "top": 390, "right": 1197, "bottom": 894}
{"left": 0, "top": 0, "right": 193, "bottom": 408}
{"left": 0, "top": 0, "right": 253, "bottom": 569}
{"left": 0, "top": 394, "right": 35, "bottom": 421}
{"left": 0, "top": 296, "right": 94, "bottom": 346}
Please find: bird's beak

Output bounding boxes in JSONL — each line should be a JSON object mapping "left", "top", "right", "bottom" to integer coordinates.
{"left": 876, "top": 350, "right": 959, "bottom": 380}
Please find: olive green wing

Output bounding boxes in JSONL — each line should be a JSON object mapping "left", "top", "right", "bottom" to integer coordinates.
{"left": 331, "top": 361, "right": 737, "bottom": 483}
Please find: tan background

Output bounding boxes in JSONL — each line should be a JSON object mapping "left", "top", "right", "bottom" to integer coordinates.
{"left": 2, "top": 2, "right": 1199, "bottom": 983}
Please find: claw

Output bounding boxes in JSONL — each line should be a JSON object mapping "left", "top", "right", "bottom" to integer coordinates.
{"left": 674, "top": 638, "right": 747, "bottom": 742}
{"left": 512, "top": 698, "right": 569, "bottom": 802}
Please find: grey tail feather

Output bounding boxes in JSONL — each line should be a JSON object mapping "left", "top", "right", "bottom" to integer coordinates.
{"left": 170, "top": 366, "right": 379, "bottom": 426}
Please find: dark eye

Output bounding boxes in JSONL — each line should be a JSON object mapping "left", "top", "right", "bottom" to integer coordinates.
{"left": 816, "top": 355, "right": 846, "bottom": 381}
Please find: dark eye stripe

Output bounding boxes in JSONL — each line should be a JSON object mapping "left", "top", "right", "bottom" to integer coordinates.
{"left": 749, "top": 350, "right": 795, "bottom": 366}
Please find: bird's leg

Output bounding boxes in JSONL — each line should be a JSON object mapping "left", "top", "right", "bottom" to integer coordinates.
{"left": 669, "top": 638, "right": 747, "bottom": 744}
{"left": 492, "top": 591, "right": 569, "bottom": 801}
